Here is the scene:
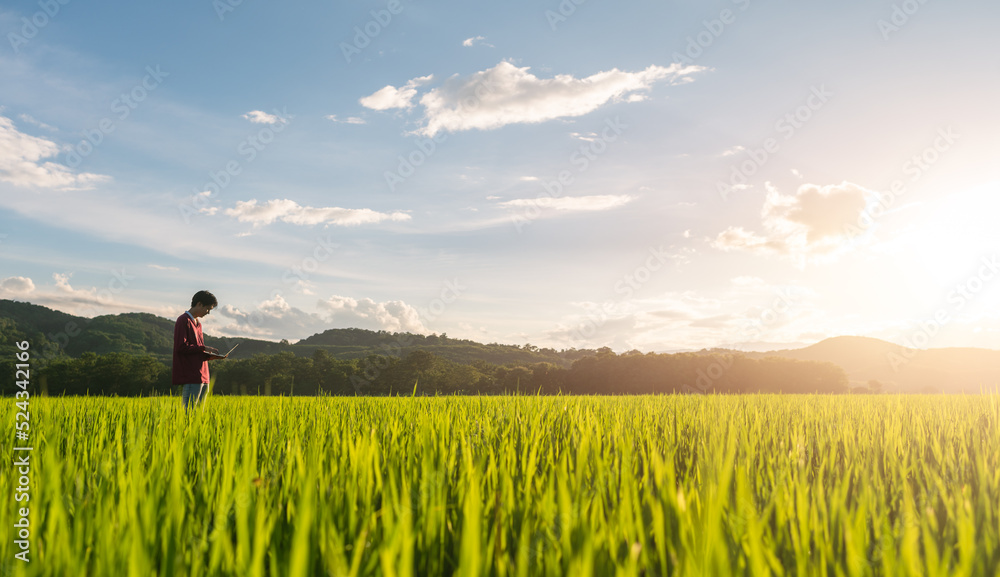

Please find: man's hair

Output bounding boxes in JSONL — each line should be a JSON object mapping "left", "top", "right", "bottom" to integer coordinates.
{"left": 191, "top": 290, "right": 218, "bottom": 309}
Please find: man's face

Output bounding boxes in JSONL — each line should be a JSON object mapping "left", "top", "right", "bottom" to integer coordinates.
{"left": 191, "top": 302, "right": 216, "bottom": 318}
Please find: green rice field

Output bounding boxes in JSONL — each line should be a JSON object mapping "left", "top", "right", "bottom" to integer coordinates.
{"left": 2, "top": 394, "right": 999, "bottom": 576}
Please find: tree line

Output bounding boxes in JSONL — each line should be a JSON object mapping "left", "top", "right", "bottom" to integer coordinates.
{"left": 1, "top": 347, "right": 849, "bottom": 396}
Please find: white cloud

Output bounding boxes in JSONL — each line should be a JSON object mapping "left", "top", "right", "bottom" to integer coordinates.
{"left": 462, "top": 35, "right": 492, "bottom": 47}
{"left": 498, "top": 194, "right": 633, "bottom": 211}
{"left": 359, "top": 75, "right": 434, "bottom": 111}
{"left": 17, "top": 273, "right": 145, "bottom": 317}
{"left": 0, "top": 276, "right": 35, "bottom": 295}
{"left": 242, "top": 110, "right": 285, "bottom": 124}
{"left": 147, "top": 264, "right": 179, "bottom": 272}
{"left": 53, "top": 272, "right": 77, "bottom": 292}
{"left": 210, "top": 293, "right": 430, "bottom": 340}
{"left": 243, "top": 109, "right": 294, "bottom": 124}
{"left": 215, "top": 294, "right": 329, "bottom": 338}
{"left": 413, "top": 61, "right": 704, "bottom": 136}
{"left": 722, "top": 145, "right": 745, "bottom": 157}
{"left": 361, "top": 85, "right": 417, "bottom": 111}
{"left": 713, "top": 181, "right": 876, "bottom": 261}
{"left": 0, "top": 115, "right": 109, "bottom": 190}
{"left": 225, "top": 199, "right": 411, "bottom": 227}
{"left": 319, "top": 295, "right": 427, "bottom": 333}
{"left": 326, "top": 115, "right": 366, "bottom": 125}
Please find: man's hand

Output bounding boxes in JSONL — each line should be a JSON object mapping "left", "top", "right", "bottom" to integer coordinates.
{"left": 205, "top": 346, "right": 226, "bottom": 361}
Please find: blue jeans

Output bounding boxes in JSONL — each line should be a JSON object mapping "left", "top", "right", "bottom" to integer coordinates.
{"left": 181, "top": 383, "right": 207, "bottom": 411}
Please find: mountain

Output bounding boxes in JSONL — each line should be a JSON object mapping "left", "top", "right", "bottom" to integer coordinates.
{"left": 293, "top": 327, "right": 591, "bottom": 366}
{"left": 5, "top": 300, "right": 1000, "bottom": 392}
{"left": 0, "top": 300, "right": 591, "bottom": 367}
{"left": 755, "top": 336, "right": 1000, "bottom": 393}
{"left": 0, "top": 300, "right": 249, "bottom": 362}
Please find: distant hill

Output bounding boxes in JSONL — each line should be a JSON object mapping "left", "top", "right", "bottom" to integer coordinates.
{"left": 6, "top": 300, "right": 1000, "bottom": 392}
{"left": 0, "top": 300, "right": 592, "bottom": 368}
{"left": 294, "top": 327, "right": 591, "bottom": 366}
{"left": 753, "top": 336, "right": 1000, "bottom": 394}
{"left": 0, "top": 300, "right": 246, "bottom": 362}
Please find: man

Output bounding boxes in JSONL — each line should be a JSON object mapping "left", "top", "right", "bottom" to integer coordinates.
{"left": 173, "top": 290, "right": 227, "bottom": 411}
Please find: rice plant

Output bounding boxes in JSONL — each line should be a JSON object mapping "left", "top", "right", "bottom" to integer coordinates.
{"left": 1, "top": 394, "right": 998, "bottom": 576}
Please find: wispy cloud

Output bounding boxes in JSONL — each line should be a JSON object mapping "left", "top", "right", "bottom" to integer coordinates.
{"left": 17, "top": 113, "right": 57, "bottom": 132}
{"left": 325, "top": 114, "right": 366, "bottom": 125}
{"left": 224, "top": 198, "right": 411, "bottom": 227}
{"left": 498, "top": 194, "right": 633, "bottom": 211}
{"left": 543, "top": 278, "right": 821, "bottom": 352}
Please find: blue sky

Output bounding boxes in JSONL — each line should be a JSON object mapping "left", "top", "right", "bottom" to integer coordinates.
{"left": 2, "top": 0, "right": 999, "bottom": 352}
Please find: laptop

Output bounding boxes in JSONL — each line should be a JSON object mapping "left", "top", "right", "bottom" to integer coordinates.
{"left": 207, "top": 342, "right": 240, "bottom": 358}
